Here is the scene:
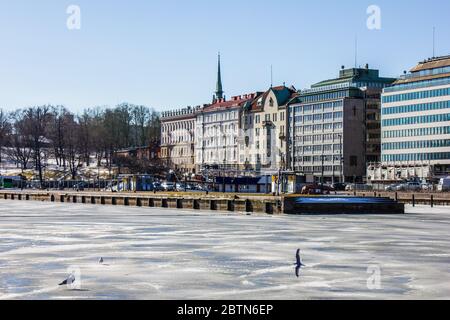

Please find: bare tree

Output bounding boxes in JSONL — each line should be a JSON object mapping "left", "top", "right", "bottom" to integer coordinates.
{"left": 78, "top": 111, "right": 93, "bottom": 166}
{"left": 147, "top": 110, "right": 161, "bottom": 144}
{"left": 6, "top": 111, "right": 33, "bottom": 172}
{"left": 131, "top": 105, "right": 150, "bottom": 147}
{"left": 63, "top": 115, "right": 84, "bottom": 179}
{"left": 2, "top": 103, "right": 161, "bottom": 182}
{"left": 49, "top": 106, "right": 71, "bottom": 169}
{"left": 21, "top": 106, "right": 52, "bottom": 187}
{"left": 0, "top": 109, "right": 12, "bottom": 164}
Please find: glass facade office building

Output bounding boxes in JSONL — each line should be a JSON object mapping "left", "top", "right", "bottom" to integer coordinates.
{"left": 381, "top": 55, "right": 450, "bottom": 178}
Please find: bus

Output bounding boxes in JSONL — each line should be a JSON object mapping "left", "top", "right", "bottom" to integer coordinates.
{"left": 0, "top": 176, "right": 23, "bottom": 189}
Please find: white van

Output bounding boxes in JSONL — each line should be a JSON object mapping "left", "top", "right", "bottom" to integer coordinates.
{"left": 438, "top": 177, "right": 450, "bottom": 192}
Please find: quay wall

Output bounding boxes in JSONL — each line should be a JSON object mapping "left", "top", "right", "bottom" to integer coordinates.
{"left": 348, "top": 191, "right": 450, "bottom": 207}
{"left": 0, "top": 191, "right": 284, "bottom": 215}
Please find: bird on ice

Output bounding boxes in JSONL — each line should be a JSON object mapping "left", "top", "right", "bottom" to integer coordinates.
{"left": 295, "top": 249, "right": 305, "bottom": 278}
{"left": 59, "top": 273, "right": 76, "bottom": 286}
{"left": 99, "top": 257, "right": 104, "bottom": 264}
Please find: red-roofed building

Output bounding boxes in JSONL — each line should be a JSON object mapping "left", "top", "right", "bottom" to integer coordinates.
{"left": 195, "top": 92, "right": 263, "bottom": 172}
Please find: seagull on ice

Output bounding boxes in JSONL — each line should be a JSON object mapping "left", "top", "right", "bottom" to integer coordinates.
{"left": 59, "top": 273, "right": 76, "bottom": 286}
{"left": 295, "top": 249, "right": 305, "bottom": 278}
{"left": 99, "top": 257, "right": 104, "bottom": 264}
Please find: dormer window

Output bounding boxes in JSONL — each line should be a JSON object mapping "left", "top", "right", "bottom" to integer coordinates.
{"left": 257, "top": 97, "right": 263, "bottom": 107}
{"left": 269, "top": 97, "right": 274, "bottom": 107}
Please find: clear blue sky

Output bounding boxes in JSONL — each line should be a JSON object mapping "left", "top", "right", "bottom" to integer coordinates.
{"left": 0, "top": 0, "right": 449, "bottom": 113}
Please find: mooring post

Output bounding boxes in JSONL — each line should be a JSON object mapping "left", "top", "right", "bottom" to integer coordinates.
{"left": 431, "top": 195, "right": 434, "bottom": 208}
{"left": 412, "top": 194, "right": 415, "bottom": 207}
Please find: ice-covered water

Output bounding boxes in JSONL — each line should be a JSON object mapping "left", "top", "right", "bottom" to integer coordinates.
{"left": 0, "top": 201, "right": 449, "bottom": 300}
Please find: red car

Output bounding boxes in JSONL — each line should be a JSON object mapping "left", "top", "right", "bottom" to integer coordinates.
{"left": 301, "top": 184, "right": 334, "bottom": 195}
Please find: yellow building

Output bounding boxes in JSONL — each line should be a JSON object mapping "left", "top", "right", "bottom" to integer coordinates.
{"left": 241, "top": 85, "right": 298, "bottom": 174}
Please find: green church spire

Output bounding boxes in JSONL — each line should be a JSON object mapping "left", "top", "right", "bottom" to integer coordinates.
{"left": 215, "top": 52, "right": 224, "bottom": 100}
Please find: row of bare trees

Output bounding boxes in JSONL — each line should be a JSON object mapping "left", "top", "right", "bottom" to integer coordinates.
{"left": 0, "top": 104, "right": 161, "bottom": 187}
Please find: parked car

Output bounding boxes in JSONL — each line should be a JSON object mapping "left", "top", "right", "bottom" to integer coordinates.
{"left": 175, "top": 183, "right": 185, "bottom": 191}
{"left": 73, "top": 182, "right": 87, "bottom": 191}
{"left": 152, "top": 182, "right": 163, "bottom": 191}
{"left": 194, "top": 184, "right": 206, "bottom": 191}
{"left": 345, "top": 184, "right": 373, "bottom": 192}
{"left": 393, "top": 182, "right": 421, "bottom": 192}
{"left": 385, "top": 184, "right": 400, "bottom": 192}
{"left": 395, "top": 182, "right": 419, "bottom": 192}
{"left": 438, "top": 177, "right": 450, "bottom": 192}
{"left": 404, "top": 181, "right": 422, "bottom": 191}
{"left": 104, "top": 184, "right": 118, "bottom": 192}
{"left": 161, "top": 182, "right": 175, "bottom": 191}
{"left": 421, "top": 182, "right": 433, "bottom": 191}
{"left": 301, "top": 184, "right": 334, "bottom": 195}
{"left": 332, "top": 183, "right": 347, "bottom": 191}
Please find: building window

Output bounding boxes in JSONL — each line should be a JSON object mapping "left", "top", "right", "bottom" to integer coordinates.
{"left": 334, "top": 111, "right": 343, "bottom": 119}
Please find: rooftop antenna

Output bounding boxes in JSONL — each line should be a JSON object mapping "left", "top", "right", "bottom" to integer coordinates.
{"left": 433, "top": 26, "right": 436, "bottom": 58}
{"left": 354, "top": 35, "right": 358, "bottom": 68}
{"left": 270, "top": 65, "right": 273, "bottom": 88}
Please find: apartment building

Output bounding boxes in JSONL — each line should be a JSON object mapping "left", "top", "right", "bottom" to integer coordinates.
{"left": 160, "top": 106, "right": 200, "bottom": 174}
{"left": 195, "top": 94, "right": 258, "bottom": 172}
{"left": 241, "top": 85, "right": 297, "bottom": 174}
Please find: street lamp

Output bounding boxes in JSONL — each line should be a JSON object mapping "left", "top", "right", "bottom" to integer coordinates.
{"left": 223, "top": 133, "right": 227, "bottom": 180}
{"left": 321, "top": 154, "right": 325, "bottom": 186}
{"left": 338, "top": 134, "right": 344, "bottom": 184}
{"left": 97, "top": 165, "right": 101, "bottom": 192}
{"left": 277, "top": 166, "right": 281, "bottom": 196}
